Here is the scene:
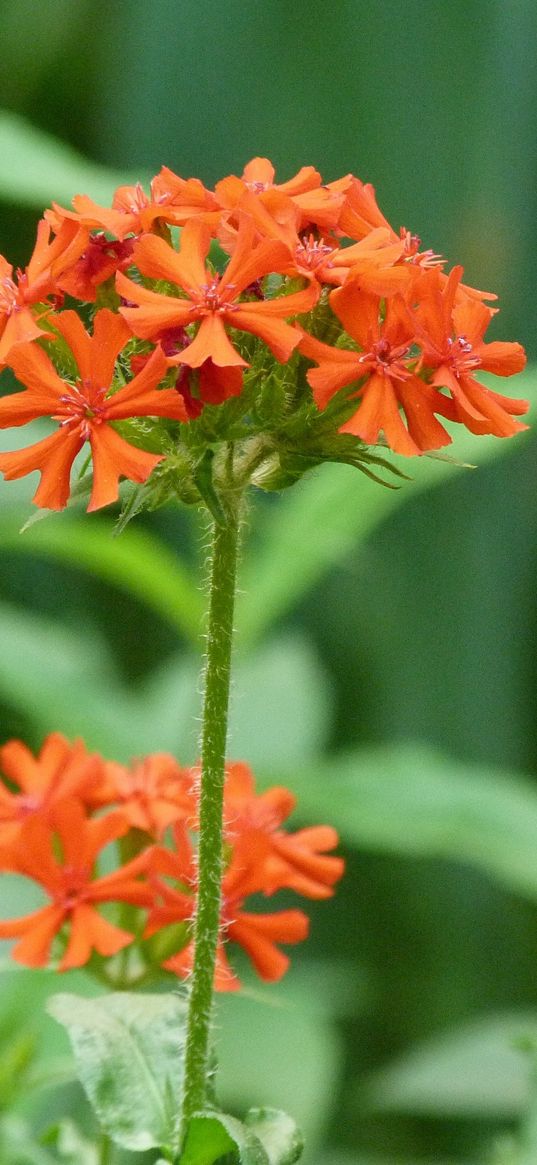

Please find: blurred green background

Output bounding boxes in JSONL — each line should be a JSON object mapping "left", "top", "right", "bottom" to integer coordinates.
{"left": 0, "top": 2, "right": 537, "bottom": 1163}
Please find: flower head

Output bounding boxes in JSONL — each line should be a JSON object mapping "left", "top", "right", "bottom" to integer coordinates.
{"left": 0, "top": 801, "right": 152, "bottom": 970}
{"left": 0, "top": 308, "right": 187, "bottom": 510}
{"left": 0, "top": 732, "right": 105, "bottom": 847}
{"left": 118, "top": 216, "right": 319, "bottom": 371}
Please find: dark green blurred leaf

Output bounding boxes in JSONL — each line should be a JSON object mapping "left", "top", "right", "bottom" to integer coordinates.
{"left": 268, "top": 744, "right": 537, "bottom": 902}
{"left": 48, "top": 992, "right": 187, "bottom": 1153}
{"left": 237, "top": 369, "right": 537, "bottom": 649}
{"left": 0, "top": 513, "right": 203, "bottom": 647}
{"left": 0, "top": 110, "right": 141, "bottom": 207}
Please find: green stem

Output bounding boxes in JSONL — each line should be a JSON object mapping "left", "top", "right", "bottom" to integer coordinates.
{"left": 180, "top": 496, "right": 241, "bottom": 1136}
{"left": 99, "top": 1132, "right": 113, "bottom": 1165}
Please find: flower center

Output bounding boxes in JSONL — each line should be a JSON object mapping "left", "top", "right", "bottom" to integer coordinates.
{"left": 447, "top": 334, "right": 482, "bottom": 374}
{"left": 57, "top": 865, "right": 91, "bottom": 909}
{"left": 245, "top": 180, "right": 270, "bottom": 193}
{"left": 0, "top": 275, "right": 21, "bottom": 314}
{"left": 17, "top": 792, "right": 41, "bottom": 817}
{"left": 400, "top": 227, "right": 443, "bottom": 268}
{"left": 360, "top": 337, "right": 411, "bottom": 380}
{"left": 52, "top": 379, "right": 108, "bottom": 440}
{"left": 126, "top": 183, "right": 150, "bottom": 214}
{"left": 295, "top": 234, "right": 336, "bottom": 271}
{"left": 192, "top": 278, "right": 238, "bottom": 315}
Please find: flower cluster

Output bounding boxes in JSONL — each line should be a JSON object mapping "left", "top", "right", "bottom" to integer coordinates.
{"left": 0, "top": 158, "right": 528, "bottom": 513}
{"left": 0, "top": 734, "right": 343, "bottom": 989}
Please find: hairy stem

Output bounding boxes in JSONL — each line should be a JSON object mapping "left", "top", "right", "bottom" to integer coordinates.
{"left": 180, "top": 497, "right": 241, "bottom": 1136}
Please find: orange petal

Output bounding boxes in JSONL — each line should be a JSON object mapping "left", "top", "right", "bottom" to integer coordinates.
{"left": 180, "top": 314, "right": 247, "bottom": 369}
{"left": 88, "top": 425, "right": 163, "bottom": 511}
{"left": 0, "top": 427, "right": 84, "bottom": 510}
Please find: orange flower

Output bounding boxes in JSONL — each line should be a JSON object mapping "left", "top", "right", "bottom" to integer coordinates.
{"left": 51, "top": 167, "right": 218, "bottom": 241}
{"left": 339, "top": 179, "right": 496, "bottom": 301}
{"left": 0, "top": 218, "right": 88, "bottom": 364}
{"left": 56, "top": 234, "right": 134, "bottom": 302}
{"left": 0, "top": 308, "right": 187, "bottom": 510}
{"left": 146, "top": 825, "right": 309, "bottom": 991}
{"left": 415, "top": 267, "right": 528, "bottom": 437}
{"left": 0, "top": 802, "right": 152, "bottom": 970}
{"left": 117, "top": 216, "right": 319, "bottom": 371}
{"left": 339, "top": 177, "right": 444, "bottom": 271}
{"left": 215, "top": 157, "right": 350, "bottom": 234}
{"left": 103, "top": 753, "right": 195, "bottom": 837}
{"left": 0, "top": 732, "right": 105, "bottom": 848}
{"left": 285, "top": 226, "right": 409, "bottom": 293}
{"left": 219, "top": 761, "right": 345, "bottom": 900}
{"left": 300, "top": 287, "right": 456, "bottom": 456}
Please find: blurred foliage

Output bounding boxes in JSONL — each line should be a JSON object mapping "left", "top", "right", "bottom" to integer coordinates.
{"left": 0, "top": 3, "right": 537, "bottom": 1163}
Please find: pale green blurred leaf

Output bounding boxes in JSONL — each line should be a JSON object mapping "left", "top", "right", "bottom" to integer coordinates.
{"left": 43, "top": 1119, "right": 99, "bottom": 1164}
{"left": 269, "top": 744, "right": 537, "bottom": 902}
{"left": 48, "top": 992, "right": 187, "bottom": 1153}
{"left": 230, "top": 635, "right": 332, "bottom": 766}
{"left": 0, "top": 603, "right": 162, "bottom": 759}
{"left": 140, "top": 632, "right": 333, "bottom": 766}
{"left": 362, "top": 1011, "right": 537, "bottom": 1118}
{"left": 244, "top": 1108, "right": 304, "bottom": 1165}
{"left": 218, "top": 978, "right": 343, "bottom": 1153}
{"left": 0, "top": 110, "right": 141, "bottom": 207}
{"left": 0, "top": 1115, "right": 55, "bottom": 1164}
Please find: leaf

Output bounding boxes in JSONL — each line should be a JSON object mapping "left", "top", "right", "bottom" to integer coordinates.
{"left": 0, "top": 511, "right": 203, "bottom": 647}
{"left": 244, "top": 1108, "right": 304, "bottom": 1165}
{"left": 267, "top": 743, "right": 537, "bottom": 903}
{"left": 217, "top": 983, "right": 343, "bottom": 1153}
{"left": 142, "top": 631, "right": 333, "bottom": 767}
{"left": 47, "top": 992, "right": 187, "bottom": 1153}
{"left": 42, "top": 1120, "right": 99, "bottom": 1164}
{"left": 230, "top": 635, "right": 333, "bottom": 766}
{"left": 237, "top": 368, "right": 537, "bottom": 648}
{"left": 0, "top": 1115, "right": 55, "bottom": 1165}
{"left": 362, "top": 1011, "right": 537, "bottom": 1118}
{"left": 0, "top": 602, "right": 154, "bottom": 758}
{"left": 181, "top": 1111, "right": 269, "bottom": 1165}
{"left": 0, "top": 110, "right": 142, "bottom": 207}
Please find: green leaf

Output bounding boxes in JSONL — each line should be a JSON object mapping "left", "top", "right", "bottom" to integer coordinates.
{"left": 217, "top": 983, "right": 342, "bottom": 1154}
{"left": 0, "top": 1115, "right": 55, "bottom": 1165}
{"left": 237, "top": 368, "right": 537, "bottom": 648}
{"left": 244, "top": 1108, "right": 304, "bottom": 1165}
{"left": 0, "top": 511, "right": 203, "bottom": 647}
{"left": 42, "top": 1120, "right": 99, "bottom": 1164}
{"left": 47, "top": 992, "right": 187, "bottom": 1153}
{"left": 0, "top": 600, "right": 200, "bottom": 760}
{"left": 362, "top": 1011, "right": 537, "bottom": 1118}
{"left": 0, "top": 110, "right": 142, "bottom": 207}
{"left": 268, "top": 743, "right": 537, "bottom": 903}
{"left": 0, "top": 602, "right": 153, "bottom": 757}
{"left": 230, "top": 635, "right": 332, "bottom": 766}
{"left": 181, "top": 1111, "right": 269, "bottom": 1165}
